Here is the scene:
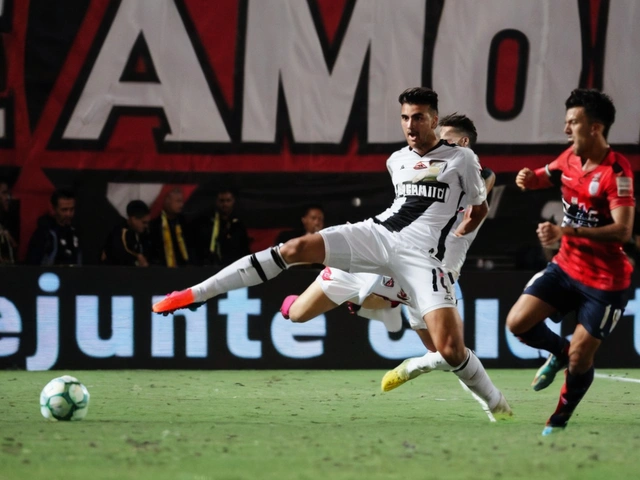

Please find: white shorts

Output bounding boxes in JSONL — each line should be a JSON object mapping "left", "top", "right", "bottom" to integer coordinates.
{"left": 315, "top": 267, "right": 430, "bottom": 330}
{"left": 315, "top": 268, "right": 380, "bottom": 305}
{"left": 315, "top": 268, "right": 402, "bottom": 332}
{"left": 319, "top": 220, "right": 457, "bottom": 319}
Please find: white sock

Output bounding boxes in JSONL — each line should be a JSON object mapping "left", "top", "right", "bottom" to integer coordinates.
{"left": 191, "top": 247, "right": 288, "bottom": 302}
{"left": 452, "top": 349, "right": 502, "bottom": 410}
{"left": 406, "top": 351, "right": 452, "bottom": 374}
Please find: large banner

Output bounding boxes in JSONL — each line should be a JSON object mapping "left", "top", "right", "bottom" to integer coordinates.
{"left": 1, "top": 0, "right": 639, "bottom": 262}
{"left": 1, "top": 267, "right": 640, "bottom": 370}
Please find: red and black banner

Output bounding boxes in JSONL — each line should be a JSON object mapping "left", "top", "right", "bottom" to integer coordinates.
{"left": 1, "top": 0, "right": 639, "bottom": 262}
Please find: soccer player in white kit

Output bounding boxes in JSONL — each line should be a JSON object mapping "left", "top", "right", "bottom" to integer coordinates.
{"left": 153, "top": 88, "right": 511, "bottom": 416}
{"left": 278, "top": 114, "right": 503, "bottom": 414}
{"left": 279, "top": 113, "right": 493, "bottom": 337}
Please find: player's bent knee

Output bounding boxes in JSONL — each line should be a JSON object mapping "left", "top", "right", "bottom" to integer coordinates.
{"left": 279, "top": 235, "right": 323, "bottom": 264}
{"left": 278, "top": 239, "right": 301, "bottom": 261}
{"left": 287, "top": 304, "right": 310, "bottom": 323}
{"left": 505, "top": 309, "right": 525, "bottom": 334}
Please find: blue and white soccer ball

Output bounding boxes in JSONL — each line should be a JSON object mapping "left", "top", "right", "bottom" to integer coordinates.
{"left": 40, "top": 375, "right": 90, "bottom": 421}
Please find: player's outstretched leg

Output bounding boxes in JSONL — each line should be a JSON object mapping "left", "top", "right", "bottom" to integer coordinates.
{"left": 153, "top": 247, "right": 289, "bottom": 314}
{"left": 541, "top": 366, "right": 594, "bottom": 436}
{"left": 381, "top": 351, "right": 451, "bottom": 392}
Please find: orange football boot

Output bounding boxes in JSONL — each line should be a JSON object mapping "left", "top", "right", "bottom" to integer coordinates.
{"left": 152, "top": 289, "right": 196, "bottom": 315}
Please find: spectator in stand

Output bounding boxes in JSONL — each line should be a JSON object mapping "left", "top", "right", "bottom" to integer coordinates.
{"left": 149, "top": 188, "right": 190, "bottom": 267}
{"left": 0, "top": 178, "right": 18, "bottom": 265}
{"left": 191, "top": 189, "right": 251, "bottom": 266}
{"left": 26, "top": 188, "right": 82, "bottom": 266}
{"left": 274, "top": 204, "right": 325, "bottom": 245}
{"left": 102, "top": 200, "right": 152, "bottom": 266}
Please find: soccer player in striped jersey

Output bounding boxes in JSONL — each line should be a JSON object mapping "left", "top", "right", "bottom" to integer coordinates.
{"left": 153, "top": 88, "right": 511, "bottom": 416}
{"left": 279, "top": 114, "right": 502, "bottom": 417}
{"left": 507, "top": 89, "right": 635, "bottom": 435}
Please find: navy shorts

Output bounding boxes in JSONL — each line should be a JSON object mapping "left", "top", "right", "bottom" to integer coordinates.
{"left": 524, "top": 262, "right": 629, "bottom": 340}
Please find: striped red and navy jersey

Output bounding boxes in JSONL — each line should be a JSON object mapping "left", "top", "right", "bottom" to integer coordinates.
{"left": 532, "top": 147, "right": 635, "bottom": 290}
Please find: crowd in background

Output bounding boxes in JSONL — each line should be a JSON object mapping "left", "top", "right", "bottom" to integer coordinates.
{"left": 2, "top": 176, "right": 640, "bottom": 270}
{"left": 0, "top": 178, "right": 325, "bottom": 268}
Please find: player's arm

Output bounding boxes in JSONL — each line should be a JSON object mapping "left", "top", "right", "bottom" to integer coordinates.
{"left": 454, "top": 201, "right": 489, "bottom": 237}
{"left": 455, "top": 154, "right": 490, "bottom": 236}
{"left": 538, "top": 206, "right": 634, "bottom": 246}
{"left": 481, "top": 167, "right": 496, "bottom": 194}
{"left": 516, "top": 165, "right": 555, "bottom": 191}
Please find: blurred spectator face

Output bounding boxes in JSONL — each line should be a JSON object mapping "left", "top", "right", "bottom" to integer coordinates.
{"left": 129, "top": 214, "right": 150, "bottom": 234}
{"left": 0, "top": 182, "right": 9, "bottom": 213}
{"left": 216, "top": 191, "right": 235, "bottom": 217}
{"left": 164, "top": 190, "right": 184, "bottom": 216}
{"left": 302, "top": 208, "right": 324, "bottom": 234}
{"left": 53, "top": 197, "right": 75, "bottom": 226}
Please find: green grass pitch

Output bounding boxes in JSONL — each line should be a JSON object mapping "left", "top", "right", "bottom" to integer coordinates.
{"left": 1, "top": 369, "right": 640, "bottom": 480}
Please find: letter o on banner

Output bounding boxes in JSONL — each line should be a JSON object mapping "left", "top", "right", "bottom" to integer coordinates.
{"left": 486, "top": 29, "right": 529, "bottom": 120}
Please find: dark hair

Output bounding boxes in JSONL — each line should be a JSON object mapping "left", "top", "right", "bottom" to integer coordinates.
{"left": 0, "top": 176, "right": 10, "bottom": 187}
{"left": 438, "top": 112, "right": 478, "bottom": 147}
{"left": 398, "top": 87, "right": 438, "bottom": 113}
{"left": 126, "top": 200, "right": 150, "bottom": 218}
{"left": 216, "top": 188, "right": 237, "bottom": 198}
{"left": 50, "top": 188, "right": 75, "bottom": 207}
{"left": 565, "top": 89, "right": 616, "bottom": 139}
{"left": 302, "top": 204, "right": 324, "bottom": 217}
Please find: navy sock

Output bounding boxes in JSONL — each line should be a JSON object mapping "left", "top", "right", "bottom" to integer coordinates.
{"left": 548, "top": 366, "right": 594, "bottom": 427}
{"left": 517, "top": 322, "right": 569, "bottom": 359}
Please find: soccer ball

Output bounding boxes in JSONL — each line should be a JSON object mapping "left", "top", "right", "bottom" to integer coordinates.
{"left": 40, "top": 375, "right": 90, "bottom": 421}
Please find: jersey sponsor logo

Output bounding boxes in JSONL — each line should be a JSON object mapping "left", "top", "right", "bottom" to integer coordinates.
{"left": 412, "top": 160, "right": 446, "bottom": 181}
{"left": 616, "top": 177, "right": 633, "bottom": 197}
{"left": 562, "top": 199, "right": 603, "bottom": 228}
{"left": 382, "top": 276, "right": 394, "bottom": 288}
{"left": 395, "top": 181, "right": 448, "bottom": 201}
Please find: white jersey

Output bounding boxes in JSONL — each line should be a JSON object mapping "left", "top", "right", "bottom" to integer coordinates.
{"left": 374, "top": 142, "right": 486, "bottom": 260}
{"left": 316, "top": 149, "right": 488, "bottom": 328}
{"left": 442, "top": 154, "right": 486, "bottom": 278}
{"left": 320, "top": 141, "right": 486, "bottom": 318}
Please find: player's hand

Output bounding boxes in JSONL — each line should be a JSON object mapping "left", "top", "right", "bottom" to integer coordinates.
{"left": 536, "top": 221, "right": 562, "bottom": 246}
{"left": 516, "top": 168, "right": 535, "bottom": 191}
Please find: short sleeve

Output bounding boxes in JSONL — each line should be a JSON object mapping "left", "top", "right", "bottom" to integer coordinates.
{"left": 459, "top": 151, "right": 486, "bottom": 205}
{"left": 607, "top": 154, "right": 635, "bottom": 210}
